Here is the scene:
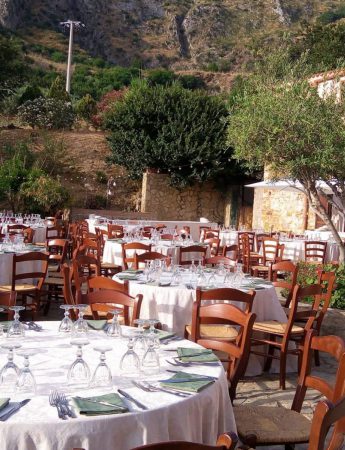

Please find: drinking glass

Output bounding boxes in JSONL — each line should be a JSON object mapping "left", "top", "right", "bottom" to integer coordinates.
{"left": 141, "top": 336, "right": 160, "bottom": 375}
{"left": 133, "top": 319, "right": 147, "bottom": 357}
{"left": 0, "top": 308, "right": 4, "bottom": 337}
{"left": 16, "top": 350, "right": 37, "bottom": 394}
{"left": 59, "top": 305, "right": 75, "bottom": 333}
{"left": 119, "top": 336, "right": 140, "bottom": 376}
{"left": 0, "top": 342, "right": 22, "bottom": 390}
{"left": 67, "top": 338, "right": 90, "bottom": 386}
{"left": 73, "top": 304, "right": 89, "bottom": 336}
{"left": 7, "top": 306, "right": 25, "bottom": 338}
{"left": 90, "top": 346, "right": 112, "bottom": 387}
{"left": 106, "top": 309, "right": 122, "bottom": 337}
{"left": 148, "top": 319, "right": 160, "bottom": 349}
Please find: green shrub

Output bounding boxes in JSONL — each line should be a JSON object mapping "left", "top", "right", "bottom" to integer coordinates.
{"left": 146, "top": 69, "right": 175, "bottom": 86}
{"left": 18, "top": 84, "right": 43, "bottom": 105}
{"left": 75, "top": 94, "right": 97, "bottom": 119}
{"left": 48, "top": 75, "right": 70, "bottom": 101}
{"left": 50, "top": 51, "right": 66, "bottom": 63}
{"left": 177, "top": 74, "right": 205, "bottom": 90}
{"left": 95, "top": 170, "right": 108, "bottom": 184}
{"left": 18, "top": 97, "right": 75, "bottom": 129}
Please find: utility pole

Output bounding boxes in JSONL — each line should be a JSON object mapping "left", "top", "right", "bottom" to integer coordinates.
{"left": 60, "top": 20, "right": 85, "bottom": 94}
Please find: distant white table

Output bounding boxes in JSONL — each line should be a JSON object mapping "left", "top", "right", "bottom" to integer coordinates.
{"left": 0, "top": 322, "right": 235, "bottom": 450}
{"left": 87, "top": 219, "right": 217, "bottom": 241}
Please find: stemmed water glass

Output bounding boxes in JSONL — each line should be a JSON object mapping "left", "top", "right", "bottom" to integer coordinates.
{"left": 141, "top": 335, "right": 160, "bottom": 375}
{"left": 73, "top": 304, "right": 89, "bottom": 336}
{"left": 106, "top": 309, "right": 122, "bottom": 337}
{"left": 148, "top": 319, "right": 160, "bottom": 349}
{"left": 133, "top": 319, "right": 148, "bottom": 357}
{"left": 90, "top": 346, "right": 112, "bottom": 387}
{"left": 119, "top": 335, "right": 140, "bottom": 376}
{"left": 0, "top": 342, "right": 22, "bottom": 391}
{"left": 67, "top": 338, "right": 90, "bottom": 386}
{"left": 7, "top": 306, "right": 25, "bottom": 338}
{"left": 16, "top": 350, "right": 37, "bottom": 394}
{"left": 59, "top": 305, "right": 75, "bottom": 333}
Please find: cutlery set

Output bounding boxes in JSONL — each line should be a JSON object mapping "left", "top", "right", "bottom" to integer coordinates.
{"left": 0, "top": 399, "right": 31, "bottom": 422}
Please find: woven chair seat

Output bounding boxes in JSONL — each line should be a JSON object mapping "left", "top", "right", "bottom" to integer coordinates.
{"left": 185, "top": 324, "right": 238, "bottom": 341}
{"left": 253, "top": 320, "right": 304, "bottom": 335}
{"left": 234, "top": 405, "right": 311, "bottom": 444}
{"left": 0, "top": 284, "right": 37, "bottom": 292}
{"left": 101, "top": 262, "right": 121, "bottom": 269}
{"left": 44, "top": 277, "right": 64, "bottom": 286}
{"left": 251, "top": 265, "right": 269, "bottom": 272}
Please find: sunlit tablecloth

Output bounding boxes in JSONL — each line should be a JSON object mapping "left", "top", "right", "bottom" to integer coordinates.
{"left": 0, "top": 322, "right": 235, "bottom": 450}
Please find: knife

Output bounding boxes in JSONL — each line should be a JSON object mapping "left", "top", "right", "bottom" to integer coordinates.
{"left": 117, "top": 389, "right": 148, "bottom": 410}
{"left": 0, "top": 399, "right": 31, "bottom": 421}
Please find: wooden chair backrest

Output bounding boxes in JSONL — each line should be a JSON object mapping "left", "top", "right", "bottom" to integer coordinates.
{"left": 107, "top": 224, "right": 124, "bottom": 239}
{"left": 195, "top": 287, "right": 255, "bottom": 316}
{"left": 239, "top": 233, "right": 251, "bottom": 273}
{"left": 134, "top": 251, "right": 170, "bottom": 270}
{"left": 205, "top": 256, "right": 235, "bottom": 271}
{"left": 199, "top": 226, "right": 211, "bottom": 241}
{"left": 222, "top": 244, "right": 238, "bottom": 261}
{"left": 238, "top": 232, "right": 255, "bottom": 252}
{"left": 122, "top": 242, "right": 152, "bottom": 269}
{"left": 46, "top": 225, "right": 64, "bottom": 239}
{"left": 160, "top": 234, "right": 174, "bottom": 240}
{"left": 305, "top": 241, "right": 327, "bottom": 264}
{"left": 72, "top": 254, "right": 101, "bottom": 302}
{"left": 179, "top": 245, "right": 207, "bottom": 266}
{"left": 12, "top": 251, "right": 49, "bottom": 290}
{"left": 205, "top": 230, "right": 220, "bottom": 240}
{"left": 269, "top": 260, "right": 298, "bottom": 308}
{"left": 204, "top": 237, "right": 220, "bottom": 256}
{"left": 315, "top": 270, "right": 336, "bottom": 316}
{"left": 81, "top": 289, "right": 143, "bottom": 325}
{"left": 262, "top": 237, "right": 279, "bottom": 264}
{"left": 23, "top": 227, "right": 34, "bottom": 243}
{"left": 192, "top": 300, "right": 256, "bottom": 401}
{"left": 47, "top": 238, "right": 68, "bottom": 267}
{"left": 308, "top": 395, "right": 345, "bottom": 450}
{"left": 0, "top": 291, "right": 16, "bottom": 319}
{"left": 7, "top": 224, "right": 27, "bottom": 231}
{"left": 255, "top": 233, "right": 270, "bottom": 251}
{"left": 88, "top": 276, "right": 129, "bottom": 294}
{"left": 131, "top": 432, "right": 238, "bottom": 450}
{"left": 292, "top": 331, "right": 345, "bottom": 450}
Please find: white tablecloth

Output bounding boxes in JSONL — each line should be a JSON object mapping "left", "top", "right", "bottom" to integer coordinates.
{"left": 87, "top": 220, "right": 217, "bottom": 242}
{"left": 0, "top": 322, "right": 235, "bottom": 450}
{"left": 103, "top": 240, "right": 208, "bottom": 268}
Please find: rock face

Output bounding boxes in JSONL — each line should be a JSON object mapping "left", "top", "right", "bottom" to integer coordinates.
{"left": 0, "top": 0, "right": 337, "bottom": 68}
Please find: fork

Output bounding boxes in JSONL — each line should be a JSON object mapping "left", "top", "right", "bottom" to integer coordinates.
{"left": 133, "top": 381, "right": 192, "bottom": 398}
{"left": 56, "top": 392, "right": 74, "bottom": 418}
{"left": 49, "top": 391, "right": 66, "bottom": 420}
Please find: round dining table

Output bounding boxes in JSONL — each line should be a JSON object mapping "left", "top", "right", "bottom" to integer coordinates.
{"left": 0, "top": 322, "right": 235, "bottom": 450}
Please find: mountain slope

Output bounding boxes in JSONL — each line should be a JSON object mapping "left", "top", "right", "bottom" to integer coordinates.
{"left": 0, "top": 0, "right": 343, "bottom": 69}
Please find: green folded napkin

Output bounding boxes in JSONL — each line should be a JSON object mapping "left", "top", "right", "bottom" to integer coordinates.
{"left": 107, "top": 239, "right": 125, "bottom": 243}
{"left": 87, "top": 320, "right": 107, "bottom": 330}
{"left": 117, "top": 273, "right": 139, "bottom": 280}
{"left": 160, "top": 371, "right": 214, "bottom": 393}
{"left": 177, "top": 347, "right": 219, "bottom": 363}
{"left": 72, "top": 393, "right": 128, "bottom": 416}
{"left": 0, "top": 398, "right": 10, "bottom": 411}
{"left": 143, "top": 329, "right": 175, "bottom": 341}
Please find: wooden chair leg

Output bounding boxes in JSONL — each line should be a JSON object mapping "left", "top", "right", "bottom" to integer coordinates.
{"left": 264, "top": 334, "right": 276, "bottom": 372}
{"left": 314, "top": 349, "right": 320, "bottom": 366}
{"left": 280, "top": 351, "right": 287, "bottom": 390}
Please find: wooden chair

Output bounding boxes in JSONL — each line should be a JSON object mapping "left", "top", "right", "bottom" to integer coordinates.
{"left": 61, "top": 263, "right": 77, "bottom": 320}
{"left": 205, "top": 230, "right": 220, "bottom": 240}
{"left": 268, "top": 260, "right": 298, "bottom": 308}
{"left": 107, "top": 224, "right": 124, "bottom": 239}
{"left": 255, "top": 233, "right": 270, "bottom": 252}
{"left": 239, "top": 234, "right": 261, "bottom": 274}
{"left": 305, "top": 241, "right": 327, "bottom": 264}
{"left": 251, "top": 237, "right": 280, "bottom": 278}
{"left": 46, "top": 225, "right": 64, "bottom": 240}
{"left": 175, "top": 226, "right": 191, "bottom": 237}
{"left": 131, "top": 432, "right": 238, "bottom": 450}
{"left": 199, "top": 226, "right": 211, "bottom": 241}
{"left": 134, "top": 251, "right": 171, "bottom": 270}
{"left": 185, "top": 287, "right": 255, "bottom": 343}
{"left": 308, "top": 395, "right": 345, "bottom": 450}
{"left": 7, "top": 224, "right": 27, "bottom": 232}
{"left": 222, "top": 244, "right": 238, "bottom": 261}
{"left": 23, "top": 227, "right": 34, "bottom": 243}
{"left": 188, "top": 291, "right": 256, "bottom": 401}
{"left": 72, "top": 254, "right": 101, "bottom": 303}
{"left": 238, "top": 232, "right": 256, "bottom": 252}
{"left": 0, "top": 251, "right": 49, "bottom": 318}
{"left": 234, "top": 331, "right": 345, "bottom": 448}
{"left": 160, "top": 233, "right": 175, "bottom": 240}
{"left": 155, "top": 223, "right": 166, "bottom": 232}
{"left": 122, "top": 242, "right": 152, "bottom": 270}
{"left": 80, "top": 289, "right": 143, "bottom": 325}
{"left": 250, "top": 284, "right": 323, "bottom": 390}
{"left": 204, "top": 237, "right": 220, "bottom": 256}
{"left": 179, "top": 245, "right": 207, "bottom": 266}
{"left": 205, "top": 256, "right": 235, "bottom": 271}
{"left": 0, "top": 291, "right": 16, "bottom": 319}
{"left": 82, "top": 235, "right": 122, "bottom": 277}
{"left": 88, "top": 276, "right": 129, "bottom": 294}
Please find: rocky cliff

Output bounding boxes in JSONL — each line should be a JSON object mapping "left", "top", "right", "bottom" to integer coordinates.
{"left": 0, "top": 0, "right": 341, "bottom": 68}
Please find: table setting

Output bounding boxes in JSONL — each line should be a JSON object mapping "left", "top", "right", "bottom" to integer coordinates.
{"left": 0, "top": 307, "right": 235, "bottom": 450}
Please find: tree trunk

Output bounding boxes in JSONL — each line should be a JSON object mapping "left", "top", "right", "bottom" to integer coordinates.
{"left": 307, "top": 186, "right": 345, "bottom": 263}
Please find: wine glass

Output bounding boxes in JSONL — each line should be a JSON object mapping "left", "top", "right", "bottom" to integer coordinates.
{"left": 106, "top": 309, "right": 122, "bottom": 337}
{"left": 16, "top": 350, "right": 37, "bottom": 394}
{"left": 67, "top": 338, "right": 90, "bottom": 386}
{"left": 148, "top": 319, "right": 160, "bottom": 349}
{"left": 133, "top": 319, "right": 148, "bottom": 357}
{"left": 142, "top": 336, "right": 160, "bottom": 375}
{"left": 59, "top": 305, "right": 75, "bottom": 333}
{"left": 7, "top": 306, "right": 25, "bottom": 338}
{"left": 0, "top": 342, "right": 22, "bottom": 391}
{"left": 90, "top": 346, "right": 112, "bottom": 388}
{"left": 119, "top": 335, "right": 140, "bottom": 376}
{"left": 73, "top": 304, "right": 89, "bottom": 336}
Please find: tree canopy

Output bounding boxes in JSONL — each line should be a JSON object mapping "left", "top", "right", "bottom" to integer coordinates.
{"left": 106, "top": 82, "right": 233, "bottom": 187}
